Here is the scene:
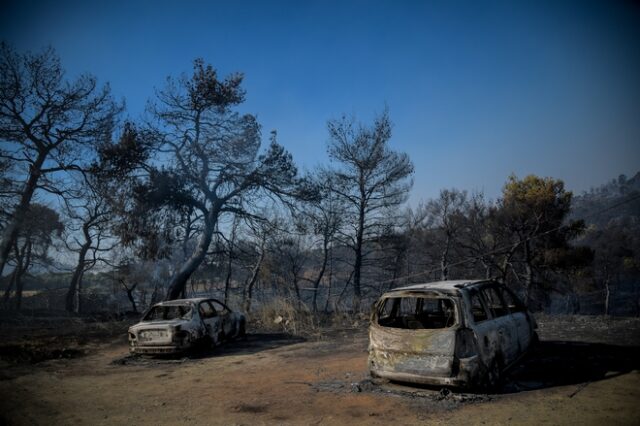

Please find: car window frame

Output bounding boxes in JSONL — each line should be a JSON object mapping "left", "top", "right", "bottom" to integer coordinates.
{"left": 500, "top": 286, "right": 527, "bottom": 313}
{"left": 143, "top": 304, "right": 193, "bottom": 321}
{"left": 209, "top": 299, "right": 231, "bottom": 315}
{"left": 481, "top": 285, "right": 510, "bottom": 318}
{"left": 468, "top": 288, "right": 491, "bottom": 324}
{"left": 198, "top": 301, "right": 217, "bottom": 319}
{"left": 375, "top": 294, "right": 459, "bottom": 329}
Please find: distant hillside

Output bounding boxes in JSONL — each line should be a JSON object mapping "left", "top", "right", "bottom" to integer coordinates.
{"left": 571, "top": 172, "right": 640, "bottom": 227}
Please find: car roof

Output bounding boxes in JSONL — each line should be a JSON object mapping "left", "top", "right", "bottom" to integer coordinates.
{"left": 384, "top": 279, "right": 492, "bottom": 295}
{"left": 153, "top": 297, "right": 218, "bottom": 306}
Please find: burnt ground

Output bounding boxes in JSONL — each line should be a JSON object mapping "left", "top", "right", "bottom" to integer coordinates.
{"left": 0, "top": 314, "right": 639, "bottom": 425}
{"left": 0, "top": 312, "right": 129, "bottom": 367}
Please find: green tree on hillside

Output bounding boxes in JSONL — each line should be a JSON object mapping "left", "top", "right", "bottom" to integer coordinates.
{"left": 498, "top": 174, "right": 589, "bottom": 308}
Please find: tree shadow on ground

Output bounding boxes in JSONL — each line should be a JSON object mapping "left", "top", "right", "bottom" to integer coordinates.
{"left": 208, "top": 333, "right": 306, "bottom": 357}
{"left": 501, "top": 340, "right": 640, "bottom": 394}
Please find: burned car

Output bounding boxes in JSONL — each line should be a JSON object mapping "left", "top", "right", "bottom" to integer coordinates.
{"left": 128, "top": 298, "right": 246, "bottom": 354}
{"left": 368, "top": 279, "right": 537, "bottom": 389}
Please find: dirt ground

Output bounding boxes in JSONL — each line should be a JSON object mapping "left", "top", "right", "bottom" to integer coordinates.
{"left": 0, "top": 315, "right": 639, "bottom": 425}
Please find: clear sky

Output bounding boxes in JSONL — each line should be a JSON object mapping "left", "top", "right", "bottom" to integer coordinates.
{"left": 2, "top": 0, "right": 639, "bottom": 204}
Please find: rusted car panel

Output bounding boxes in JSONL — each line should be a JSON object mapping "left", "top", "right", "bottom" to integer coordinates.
{"left": 369, "top": 326, "right": 460, "bottom": 384}
{"left": 128, "top": 298, "right": 246, "bottom": 355}
{"left": 368, "top": 280, "right": 537, "bottom": 388}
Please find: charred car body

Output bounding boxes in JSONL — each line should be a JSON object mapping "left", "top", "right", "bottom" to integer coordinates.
{"left": 368, "top": 280, "right": 537, "bottom": 388}
{"left": 128, "top": 298, "right": 246, "bottom": 354}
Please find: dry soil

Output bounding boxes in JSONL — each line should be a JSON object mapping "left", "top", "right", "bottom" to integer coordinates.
{"left": 0, "top": 315, "right": 639, "bottom": 425}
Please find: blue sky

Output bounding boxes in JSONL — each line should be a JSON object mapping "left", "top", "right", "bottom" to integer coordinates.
{"left": 2, "top": 0, "right": 639, "bottom": 204}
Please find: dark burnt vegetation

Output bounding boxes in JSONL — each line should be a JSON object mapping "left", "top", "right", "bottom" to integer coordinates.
{"left": 0, "top": 310, "right": 130, "bottom": 367}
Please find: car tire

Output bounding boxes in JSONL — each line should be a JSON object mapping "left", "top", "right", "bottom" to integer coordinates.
{"left": 197, "top": 335, "right": 215, "bottom": 352}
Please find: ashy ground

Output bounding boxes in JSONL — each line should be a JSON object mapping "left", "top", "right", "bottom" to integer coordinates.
{"left": 0, "top": 315, "right": 639, "bottom": 425}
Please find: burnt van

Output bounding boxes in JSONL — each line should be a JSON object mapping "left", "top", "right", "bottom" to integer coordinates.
{"left": 368, "top": 280, "right": 537, "bottom": 388}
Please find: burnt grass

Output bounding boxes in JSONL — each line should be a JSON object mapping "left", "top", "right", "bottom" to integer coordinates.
{"left": 0, "top": 310, "right": 131, "bottom": 365}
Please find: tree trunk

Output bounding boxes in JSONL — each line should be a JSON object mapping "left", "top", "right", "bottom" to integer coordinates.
{"left": 127, "top": 284, "right": 138, "bottom": 313}
{"left": 2, "top": 268, "right": 18, "bottom": 305}
{"left": 165, "top": 204, "right": 220, "bottom": 300}
{"left": 127, "top": 287, "right": 138, "bottom": 313}
{"left": 523, "top": 239, "right": 534, "bottom": 308}
{"left": 352, "top": 245, "right": 362, "bottom": 312}
{"left": 150, "top": 282, "right": 160, "bottom": 305}
{"left": 76, "top": 269, "right": 85, "bottom": 314}
{"left": 603, "top": 266, "right": 611, "bottom": 317}
{"left": 323, "top": 244, "right": 334, "bottom": 313}
{"left": 482, "top": 258, "right": 492, "bottom": 279}
{"left": 243, "top": 240, "right": 265, "bottom": 314}
{"left": 352, "top": 200, "right": 365, "bottom": 312}
{"left": 291, "top": 275, "right": 302, "bottom": 309}
{"left": 14, "top": 270, "right": 25, "bottom": 310}
{"left": 14, "top": 240, "right": 31, "bottom": 310}
{"left": 2, "top": 241, "right": 20, "bottom": 305}
{"left": 440, "top": 234, "right": 451, "bottom": 281}
{"left": 223, "top": 255, "right": 233, "bottom": 304}
{"left": 224, "top": 249, "right": 234, "bottom": 305}
{"left": 223, "top": 219, "right": 238, "bottom": 304}
{"left": 0, "top": 153, "right": 46, "bottom": 278}
{"left": 290, "top": 256, "right": 303, "bottom": 309}
{"left": 312, "top": 238, "right": 329, "bottom": 312}
{"left": 66, "top": 242, "right": 91, "bottom": 312}
{"left": 335, "top": 269, "right": 355, "bottom": 309}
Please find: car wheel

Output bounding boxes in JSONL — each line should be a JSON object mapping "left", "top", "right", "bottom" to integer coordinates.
{"left": 197, "top": 335, "right": 215, "bottom": 352}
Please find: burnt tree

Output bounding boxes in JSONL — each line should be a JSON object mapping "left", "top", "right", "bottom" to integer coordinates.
{"left": 327, "top": 110, "right": 413, "bottom": 311}
{"left": 133, "top": 61, "right": 313, "bottom": 300}
{"left": 0, "top": 43, "right": 120, "bottom": 277}
{"left": 423, "top": 189, "right": 468, "bottom": 281}
{"left": 304, "top": 173, "right": 342, "bottom": 312}
{"left": 63, "top": 192, "right": 114, "bottom": 313}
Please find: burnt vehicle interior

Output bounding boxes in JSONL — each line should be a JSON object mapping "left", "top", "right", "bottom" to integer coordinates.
{"left": 143, "top": 305, "right": 193, "bottom": 321}
{"left": 377, "top": 295, "right": 457, "bottom": 329}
